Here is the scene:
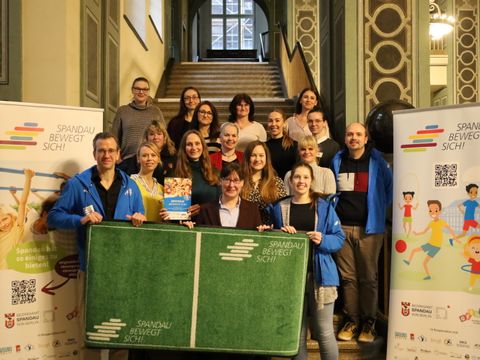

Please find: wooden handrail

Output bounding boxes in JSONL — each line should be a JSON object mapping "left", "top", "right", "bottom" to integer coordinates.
{"left": 276, "top": 23, "right": 319, "bottom": 99}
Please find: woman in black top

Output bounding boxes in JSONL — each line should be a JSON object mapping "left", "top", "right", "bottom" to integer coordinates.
{"left": 266, "top": 109, "right": 298, "bottom": 179}
{"left": 167, "top": 86, "right": 201, "bottom": 148}
{"left": 191, "top": 100, "right": 221, "bottom": 153}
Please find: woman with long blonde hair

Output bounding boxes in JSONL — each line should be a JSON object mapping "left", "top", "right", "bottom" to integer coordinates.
{"left": 241, "top": 140, "right": 287, "bottom": 223}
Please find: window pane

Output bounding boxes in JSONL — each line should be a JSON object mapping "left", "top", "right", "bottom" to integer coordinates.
{"left": 241, "top": 18, "right": 253, "bottom": 49}
{"left": 211, "top": 0, "right": 223, "bottom": 15}
{"left": 212, "top": 18, "right": 224, "bottom": 49}
{"left": 226, "top": 0, "right": 238, "bottom": 15}
{"left": 241, "top": 0, "right": 253, "bottom": 15}
{"left": 226, "top": 18, "right": 238, "bottom": 49}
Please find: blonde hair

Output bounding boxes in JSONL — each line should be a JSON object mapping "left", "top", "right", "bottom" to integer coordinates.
{"left": 142, "top": 121, "right": 176, "bottom": 156}
{"left": 0, "top": 205, "right": 17, "bottom": 227}
{"left": 241, "top": 141, "right": 281, "bottom": 203}
{"left": 464, "top": 236, "right": 480, "bottom": 258}
{"left": 298, "top": 135, "right": 318, "bottom": 154}
{"left": 136, "top": 141, "right": 162, "bottom": 168}
{"left": 175, "top": 130, "right": 219, "bottom": 185}
{"left": 268, "top": 108, "right": 295, "bottom": 150}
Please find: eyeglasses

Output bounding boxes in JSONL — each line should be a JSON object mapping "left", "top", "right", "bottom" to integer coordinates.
{"left": 222, "top": 178, "right": 241, "bottom": 185}
{"left": 183, "top": 95, "right": 199, "bottom": 101}
{"left": 199, "top": 110, "right": 213, "bottom": 117}
{"left": 133, "top": 87, "right": 150, "bottom": 93}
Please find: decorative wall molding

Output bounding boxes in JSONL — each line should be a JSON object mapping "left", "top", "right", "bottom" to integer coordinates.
{"left": 294, "top": 0, "right": 319, "bottom": 87}
{"left": 362, "top": 0, "right": 414, "bottom": 115}
{"left": 454, "top": 0, "right": 479, "bottom": 103}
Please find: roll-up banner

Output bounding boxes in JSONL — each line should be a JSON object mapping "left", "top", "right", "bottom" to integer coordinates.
{"left": 388, "top": 103, "right": 480, "bottom": 360}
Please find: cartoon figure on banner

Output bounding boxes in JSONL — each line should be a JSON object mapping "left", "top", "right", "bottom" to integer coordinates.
{"left": 403, "top": 200, "right": 460, "bottom": 280}
{"left": 398, "top": 191, "right": 419, "bottom": 238}
{"left": 0, "top": 169, "right": 34, "bottom": 269}
{"left": 463, "top": 235, "right": 480, "bottom": 291}
{"left": 457, "top": 183, "right": 480, "bottom": 240}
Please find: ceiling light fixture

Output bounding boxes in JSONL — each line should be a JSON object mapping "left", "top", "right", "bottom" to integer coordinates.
{"left": 429, "top": 0, "right": 455, "bottom": 40}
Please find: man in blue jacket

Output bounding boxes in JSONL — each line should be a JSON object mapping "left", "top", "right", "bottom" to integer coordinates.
{"left": 331, "top": 122, "right": 392, "bottom": 343}
{"left": 48, "top": 131, "right": 146, "bottom": 360}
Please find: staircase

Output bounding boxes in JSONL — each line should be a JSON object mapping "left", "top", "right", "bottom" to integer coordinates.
{"left": 154, "top": 62, "right": 294, "bottom": 124}
{"left": 152, "top": 61, "right": 388, "bottom": 360}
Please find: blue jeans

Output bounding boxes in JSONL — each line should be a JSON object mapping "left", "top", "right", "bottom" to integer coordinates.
{"left": 294, "top": 288, "right": 338, "bottom": 360}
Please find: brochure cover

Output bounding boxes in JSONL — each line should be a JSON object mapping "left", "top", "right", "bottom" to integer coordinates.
{"left": 164, "top": 177, "right": 192, "bottom": 220}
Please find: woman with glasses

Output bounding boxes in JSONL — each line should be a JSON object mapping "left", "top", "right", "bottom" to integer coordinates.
{"left": 307, "top": 107, "right": 340, "bottom": 168}
{"left": 184, "top": 162, "right": 264, "bottom": 230}
{"left": 112, "top": 77, "right": 165, "bottom": 162}
{"left": 167, "top": 86, "right": 201, "bottom": 149}
{"left": 266, "top": 108, "right": 298, "bottom": 179}
{"left": 284, "top": 135, "right": 336, "bottom": 196}
{"left": 118, "top": 121, "right": 176, "bottom": 185}
{"left": 269, "top": 161, "right": 345, "bottom": 360}
{"left": 241, "top": 141, "right": 287, "bottom": 224}
{"left": 191, "top": 100, "right": 221, "bottom": 153}
{"left": 209, "top": 122, "right": 243, "bottom": 171}
{"left": 130, "top": 141, "right": 164, "bottom": 222}
{"left": 228, "top": 93, "right": 267, "bottom": 152}
{"left": 286, "top": 88, "right": 319, "bottom": 142}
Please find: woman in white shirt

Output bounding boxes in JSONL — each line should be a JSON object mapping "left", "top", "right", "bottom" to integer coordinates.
{"left": 228, "top": 93, "right": 267, "bottom": 152}
{"left": 286, "top": 88, "right": 319, "bottom": 142}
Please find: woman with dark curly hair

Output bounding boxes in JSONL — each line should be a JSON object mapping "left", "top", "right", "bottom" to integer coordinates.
{"left": 191, "top": 100, "right": 221, "bottom": 153}
{"left": 228, "top": 93, "right": 266, "bottom": 152}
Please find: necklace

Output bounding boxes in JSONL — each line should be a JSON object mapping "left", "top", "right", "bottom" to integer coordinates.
{"left": 222, "top": 151, "right": 236, "bottom": 160}
{"left": 134, "top": 174, "right": 159, "bottom": 196}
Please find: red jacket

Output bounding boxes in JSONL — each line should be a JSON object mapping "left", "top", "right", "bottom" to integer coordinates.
{"left": 209, "top": 151, "right": 244, "bottom": 171}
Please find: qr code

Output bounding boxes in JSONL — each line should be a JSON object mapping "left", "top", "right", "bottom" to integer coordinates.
{"left": 11, "top": 279, "right": 36, "bottom": 305}
{"left": 434, "top": 163, "right": 458, "bottom": 188}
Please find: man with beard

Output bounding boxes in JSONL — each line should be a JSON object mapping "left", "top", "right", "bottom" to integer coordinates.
{"left": 331, "top": 122, "right": 392, "bottom": 343}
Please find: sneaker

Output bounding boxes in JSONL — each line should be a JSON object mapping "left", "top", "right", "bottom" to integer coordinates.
{"left": 358, "top": 319, "right": 376, "bottom": 343}
{"left": 337, "top": 321, "right": 359, "bottom": 341}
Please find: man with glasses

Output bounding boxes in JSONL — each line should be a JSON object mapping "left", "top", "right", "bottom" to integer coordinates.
{"left": 48, "top": 132, "right": 146, "bottom": 360}
{"left": 112, "top": 76, "right": 165, "bottom": 162}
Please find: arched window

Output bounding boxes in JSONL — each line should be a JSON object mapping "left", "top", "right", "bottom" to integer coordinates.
{"left": 211, "top": 0, "right": 254, "bottom": 50}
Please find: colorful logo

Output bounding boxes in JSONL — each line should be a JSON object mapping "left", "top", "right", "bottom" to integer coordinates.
{"left": 0, "top": 122, "right": 44, "bottom": 150}
{"left": 401, "top": 302, "right": 411, "bottom": 316}
{"left": 400, "top": 124, "right": 445, "bottom": 152}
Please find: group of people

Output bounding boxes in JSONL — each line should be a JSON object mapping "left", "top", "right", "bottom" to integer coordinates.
{"left": 47, "top": 77, "right": 393, "bottom": 360}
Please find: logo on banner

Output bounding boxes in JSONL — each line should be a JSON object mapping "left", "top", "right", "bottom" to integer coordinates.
{"left": 4, "top": 313, "right": 15, "bottom": 328}
{"left": 401, "top": 302, "right": 411, "bottom": 316}
{"left": 0, "top": 121, "right": 45, "bottom": 150}
{"left": 400, "top": 124, "right": 445, "bottom": 153}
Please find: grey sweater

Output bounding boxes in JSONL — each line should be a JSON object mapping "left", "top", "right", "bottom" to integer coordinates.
{"left": 111, "top": 100, "right": 165, "bottom": 160}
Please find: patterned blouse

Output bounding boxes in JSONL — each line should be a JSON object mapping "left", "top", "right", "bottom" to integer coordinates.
{"left": 244, "top": 176, "right": 288, "bottom": 224}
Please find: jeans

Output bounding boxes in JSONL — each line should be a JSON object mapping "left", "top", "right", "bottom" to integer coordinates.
{"left": 294, "top": 287, "right": 338, "bottom": 360}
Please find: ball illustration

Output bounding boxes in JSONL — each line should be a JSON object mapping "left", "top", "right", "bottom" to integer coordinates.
{"left": 395, "top": 239, "right": 407, "bottom": 253}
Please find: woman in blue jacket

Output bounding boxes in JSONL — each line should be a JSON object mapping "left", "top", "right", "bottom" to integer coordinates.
{"left": 269, "top": 161, "right": 345, "bottom": 360}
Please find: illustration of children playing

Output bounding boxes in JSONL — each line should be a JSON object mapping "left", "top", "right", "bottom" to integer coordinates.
{"left": 403, "top": 200, "right": 459, "bottom": 280}
{"left": 398, "top": 191, "right": 419, "bottom": 238}
{"left": 457, "top": 183, "right": 480, "bottom": 240}
{"left": 463, "top": 235, "right": 480, "bottom": 291}
{"left": 0, "top": 169, "right": 35, "bottom": 269}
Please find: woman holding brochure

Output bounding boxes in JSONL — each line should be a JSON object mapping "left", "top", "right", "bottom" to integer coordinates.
{"left": 161, "top": 130, "right": 220, "bottom": 220}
